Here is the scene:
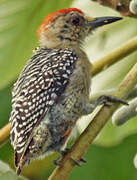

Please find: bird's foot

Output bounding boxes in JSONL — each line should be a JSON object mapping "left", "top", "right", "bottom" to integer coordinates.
{"left": 70, "top": 157, "right": 87, "bottom": 166}
{"left": 94, "top": 95, "right": 128, "bottom": 107}
{"left": 53, "top": 148, "right": 70, "bottom": 166}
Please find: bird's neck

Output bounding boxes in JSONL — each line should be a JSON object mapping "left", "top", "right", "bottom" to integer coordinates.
{"left": 39, "top": 30, "right": 81, "bottom": 49}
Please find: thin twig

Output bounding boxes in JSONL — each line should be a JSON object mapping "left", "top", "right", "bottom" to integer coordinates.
{"left": 92, "top": 36, "right": 137, "bottom": 76}
{"left": 0, "top": 122, "right": 11, "bottom": 147}
{"left": 48, "top": 63, "right": 137, "bottom": 180}
{"left": 92, "top": 0, "right": 137, "bottom": 18}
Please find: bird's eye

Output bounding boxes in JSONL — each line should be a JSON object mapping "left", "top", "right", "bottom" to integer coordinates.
{"left": 71, "top": 17, "right": 80, "bottom": 26}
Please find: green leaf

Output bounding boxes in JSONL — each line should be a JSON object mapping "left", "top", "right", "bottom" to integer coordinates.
{"left": 0, "top": 0, "right": 73, "bottom": 89}
{"left": 0, "top": 85, "right": 12, "bottom": 128}
{"left": 0, "top": 160, "right": 27, "bottom": 180}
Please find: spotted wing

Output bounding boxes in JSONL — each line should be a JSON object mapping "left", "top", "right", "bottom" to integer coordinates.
{"left": 10, "top": 47, "right": 77, "bottom": 159}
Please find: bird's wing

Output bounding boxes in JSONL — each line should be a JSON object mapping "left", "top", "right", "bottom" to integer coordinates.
{"left": 10, "top": 47, "right": 78, "bottom": 168}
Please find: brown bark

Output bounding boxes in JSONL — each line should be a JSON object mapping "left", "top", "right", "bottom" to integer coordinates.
{"left": 92, "top": 0, "right": 137, "bottom": 18}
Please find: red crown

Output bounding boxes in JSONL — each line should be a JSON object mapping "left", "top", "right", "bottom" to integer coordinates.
{"left": 37, "top": 8, "right": 83, "bottom": 36}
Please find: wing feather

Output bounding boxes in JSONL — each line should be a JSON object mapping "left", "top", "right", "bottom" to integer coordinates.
{"left": 10, "top": 47, "right": 78, "bottom": 158}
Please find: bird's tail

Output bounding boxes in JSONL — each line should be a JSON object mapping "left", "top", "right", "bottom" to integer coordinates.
{"left": 15, "top": 151, "right": 29, "bottom": 175}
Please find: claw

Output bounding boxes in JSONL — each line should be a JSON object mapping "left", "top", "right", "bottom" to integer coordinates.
{"left": 53, "top": 148, "right": 71, "bottom": 166}
{"left": 95, "top": 95, "right": 128, "bottom": 107}
{"left": 70, "top": 157, "right": 81, "bottom": 166}
{"left": 104, "top": 95, "right": 128, "bottom": 106}
{"left": 53, "top": 159, "right": 63, "bottom": 167}
{"left": 60, "top": 148, "right": 70, "bottom": 156}
{"left": 80, "top": 157, "right": 87, "bottom": 163}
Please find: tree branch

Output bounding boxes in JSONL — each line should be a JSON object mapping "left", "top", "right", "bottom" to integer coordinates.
{"left": 48, "top": 63, "right": 137, "bottom": 180}
{"left": 92, "top": 36, "right": 137, "bottom": 76}
{"left": 0, "top": 123, "right": 10, "bottom": 147}
{"left": 92, "top": 0, "right": 137, "bottom": 18}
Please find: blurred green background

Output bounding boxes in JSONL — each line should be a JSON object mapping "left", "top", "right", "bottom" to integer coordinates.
{"left": 0, "top": 0, "right": 137, "bottom": 179}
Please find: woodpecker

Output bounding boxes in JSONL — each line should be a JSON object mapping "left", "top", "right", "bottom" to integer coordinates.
{"left": 10, "top": 8, "right": 123, "bottom": 175}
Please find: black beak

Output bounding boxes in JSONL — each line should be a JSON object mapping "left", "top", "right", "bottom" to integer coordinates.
{"left": 90, "top": 16, "right": 123, "bottom": 29}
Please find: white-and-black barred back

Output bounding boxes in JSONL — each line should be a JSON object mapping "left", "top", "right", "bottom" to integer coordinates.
{"left": 10, "top": 47, "right": 78, "bottom": 153}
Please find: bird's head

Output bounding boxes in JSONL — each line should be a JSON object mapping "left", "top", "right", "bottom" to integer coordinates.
{"left": 37, "top": 8, "right": 122, "bottom": 48}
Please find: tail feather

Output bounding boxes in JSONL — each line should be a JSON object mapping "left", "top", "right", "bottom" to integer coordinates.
{"left": 15, "top": 152, "right": 29, "bottom": 175}
{"left": 15, "top": 151, "right": 22, "bottom": 167}
{"left": 15, "top": 140, "right": 34, "bottom": 175}
{"left": 15, "top": 151, "right": 23, "bottom": 175}
{"left": 16, "top": 166, "right": 21, "bottom": 176}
